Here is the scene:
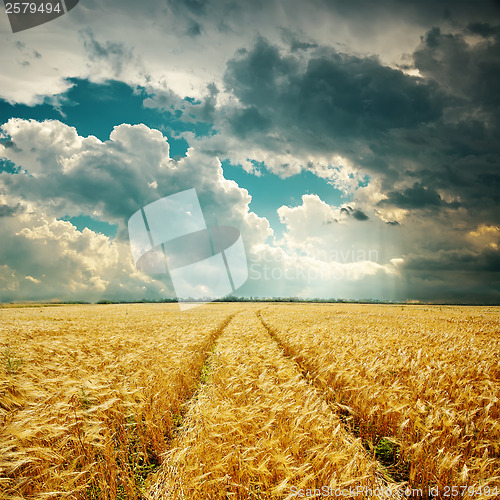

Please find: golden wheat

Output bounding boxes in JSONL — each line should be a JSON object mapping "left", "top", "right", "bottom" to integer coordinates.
{"left": 148, "top": 310, "right": 401, "bottom": 499}
{"left": 0, "top": 303, "right": 239, "bottom": 499}
{"left": 259, "top": 304, "right": 500, "bottom": 497}
{"left": 2, "top": 303, "right": 498, "bottom": 499}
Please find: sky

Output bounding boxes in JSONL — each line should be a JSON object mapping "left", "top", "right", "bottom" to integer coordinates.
{"left": 0, "top": 0, "right": 499, "bottom": 304}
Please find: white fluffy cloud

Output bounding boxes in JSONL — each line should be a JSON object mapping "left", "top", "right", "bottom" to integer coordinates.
{"left": 1, "top": 117, "right": 495, "bottom": 302}
{"left": 0, "top": 119, "right": 270, "bottom": 238}
{"left": 0, "top": 118, "right": 408, "bottom": 301}
{"left": 0, "top": 210, "right": 163, "bottom": 301}
{"left": 0, "top": 118, "right": 274, "bottom": 301}
{"left": 277, "top": 194, "right": 399, "bottom": 257}
{"left": 234, "top": 193, "right": 403, "bottom": 299}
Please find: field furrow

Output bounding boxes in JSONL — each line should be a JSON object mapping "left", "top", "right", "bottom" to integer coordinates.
{"left": 149, "top": 311, "right": 401, "bottom": 499}
{"left": 0, "top": 304, "right": 239, "bottom": 500}
{"left": 258, "top": 304, "right": 500, "bottom": 497}
{"left": 2, "top": 303, "right": 498, "bottom": 499}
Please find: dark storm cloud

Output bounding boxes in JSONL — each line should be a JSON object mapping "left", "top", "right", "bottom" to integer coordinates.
{"left": 352, "top": 209, "right": 369, "bottom": 221}
{"left": 410, "top": 147, "right": 500, "bottom": 218}
{"left": 404, "top": 270, "right": 500, "bottom": 304}
{"left": 81, "top": 30, "right": 134, "bottom": 78}
{"left": 468, "top": 22, "right": 500, "bottom": 38}
{"left": 214, "top": 25, "right": 500, "bottom": 302}
{"left": 413, "top": 26, "right": 500, "bottom": 110}
{"left": 403, "top": 247, "right": 500, "bottom": 274}
{"left": 401, "top": 24, "right": 500, "bottom": 217}
{"left": 340, "top": 206, "right": 369, "bottom": 220}
{"left": 224, "top": 37, "right": 442, "bottom": 146}
{"left": 0, "top": 203, "right": 21, "bottom": 217}
{"left": 220, "top": 32, "right": 500, "bottom": 220}
{"left": 228, "top": 106, "right": 271, "bottom": 137}
{"left": 316, "top": 0, "right": 500, "bottom": 27}
{"left": 379, "top": 183, "right": 446, "bottom": 209}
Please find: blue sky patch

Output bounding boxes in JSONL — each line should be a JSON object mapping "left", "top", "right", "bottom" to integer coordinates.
{"left": 61, "top": 214, "right": 118, "bottom": 238}
{"left": 0, "top": 78, "right": 215, "bottom": 160}
{"left": 0, "top": 157, "right": 20, "bottom": 174}
{"left": 221, "top": 160, "right": 348, "bottom": 236}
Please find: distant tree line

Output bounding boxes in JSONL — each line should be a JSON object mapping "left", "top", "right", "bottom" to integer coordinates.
{"left": 94, "top": 296, "right": 394, "bottom": 305}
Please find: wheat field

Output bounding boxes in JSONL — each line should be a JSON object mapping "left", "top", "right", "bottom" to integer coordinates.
{"left": 1, "top": 303, "right": 499, "bottom": 499}
{"left": 0, "top": 304, "right": 238, "bottom": 499}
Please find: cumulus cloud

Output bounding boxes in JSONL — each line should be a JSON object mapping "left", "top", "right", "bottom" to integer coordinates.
{"left": 0, "top": 119, "right": 274, "bottom": 301}
{"left": 0, "top": 118, "right": 410, "bottom": 302}
{"left": 0, "top": 210, "right": 163, "bottom": 302}
{"left": 276, "top": 194, "right": 401, "bottom": 265}
{"left": 378, "top": 183, "right": 453, "bottom": 210}
{"left": 0, "top": 119, "right": 270, "bottom": 240}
